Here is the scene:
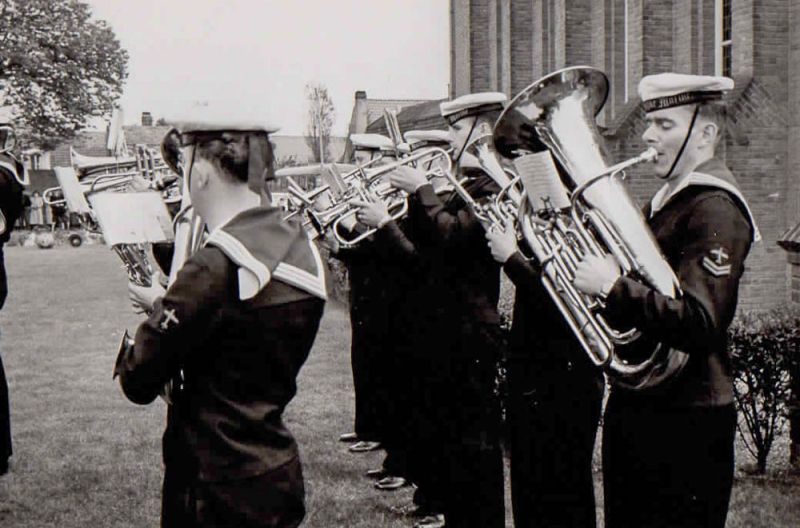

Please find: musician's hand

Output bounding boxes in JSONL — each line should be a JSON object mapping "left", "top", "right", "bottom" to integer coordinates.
{"left": 351, "top": 199, "right": 391, "bottom": 229}
{"left": 389, "top": 166, "right": 428, "bottom": 193}
{"left": 572, "top": 253, "right": 621, "bottom": 297}
{"left": 486, "top": 220, "right": 518, "bottom": 264}
{"left": 128, "top": 280, "right": 166, "bottom": 315}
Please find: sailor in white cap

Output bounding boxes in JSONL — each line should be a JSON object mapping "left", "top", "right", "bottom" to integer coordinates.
{"left": 572, "top": 73, "right": 759, "bottom": 528}
{"left": 385, "top": 92, "right": 508, "bottom": 528}
{"left": 117, "top": 108, "right": 327, "bottom": 528}
{"left": 350, "top": 133, "right": 395, "bottom": 166}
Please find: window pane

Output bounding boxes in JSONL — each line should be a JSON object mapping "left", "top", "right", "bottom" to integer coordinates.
{"left": 723, "top": 45, "right": 732, "bottom": 77}
{"left": 723, "top": 0, "right": 732, "bottom": 41}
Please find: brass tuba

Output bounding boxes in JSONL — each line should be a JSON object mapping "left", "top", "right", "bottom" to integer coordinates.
{"left": 494, "top": 66, "right": 687, "bottom": 390}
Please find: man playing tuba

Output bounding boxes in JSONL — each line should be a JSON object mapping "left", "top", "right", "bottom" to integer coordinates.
{"left": 114, "top": 111, "right": 327, "bottom": 528}
{"left": 573, "top": 74, "right": 759, "bottom": 528}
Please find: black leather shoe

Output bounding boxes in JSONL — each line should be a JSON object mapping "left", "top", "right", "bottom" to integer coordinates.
{"left": 348, "top": 441, "right": 381, "bottom": 453}
{"left": 365, "top": 467, "right": 387, "bottom": 479}
{"left": 375, "top": 475, "right": 408, "bottom": 490}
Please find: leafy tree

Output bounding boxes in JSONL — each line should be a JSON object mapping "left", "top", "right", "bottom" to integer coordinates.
{"left": 0, "top": 0, "right": 129, "bottom": 149}
{"left": 304, "top": 82, "right": 335, "bottom": 163}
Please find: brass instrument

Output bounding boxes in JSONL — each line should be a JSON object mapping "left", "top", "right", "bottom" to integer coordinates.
{"left": 288, "top": 147, "right": 452, "bottom": 247}
{"left": 493, "top": 66, "right": 686, "bottom": 390}
{"left": 460, "top": 122, "right": 526, "bottom": 231}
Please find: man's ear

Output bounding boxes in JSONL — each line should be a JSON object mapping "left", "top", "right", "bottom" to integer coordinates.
{"left": 700, "top": 121, "right": 719, "bottom": 147}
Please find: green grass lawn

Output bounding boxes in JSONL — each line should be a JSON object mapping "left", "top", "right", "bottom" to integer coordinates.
{"left": 0, "top": 246, "right": 798, "bottom": 527}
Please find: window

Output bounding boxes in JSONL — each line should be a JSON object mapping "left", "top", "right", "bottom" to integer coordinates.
{"left": 623, "top": 0, "right": 629, "bottom": 101}
{"left": 715, "top": 0, "right": 733, "bottom": 77}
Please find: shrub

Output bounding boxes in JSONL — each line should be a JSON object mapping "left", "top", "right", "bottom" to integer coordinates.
{"left": 729, "top": 307, "right": 800, "bottom": 473}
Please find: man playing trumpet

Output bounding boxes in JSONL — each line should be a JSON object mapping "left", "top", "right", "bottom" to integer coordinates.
{"left": 387, "top": 93, "right": 508, "bottom": 528}
{"left": 115, "top": 111, "right": 327, "bottom": 528}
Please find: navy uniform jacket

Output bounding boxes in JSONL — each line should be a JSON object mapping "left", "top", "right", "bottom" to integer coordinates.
{"left": 115, "top": 207, "right": 326, "bottom": 483}
{"left": 604, "top": 157, "right": 756, "bottom": 407}
{"left": 412, "top": 168, "right": 502, "bottom": 328}
{"left": 503, "top": 252, "right": 602, "bottom": 384}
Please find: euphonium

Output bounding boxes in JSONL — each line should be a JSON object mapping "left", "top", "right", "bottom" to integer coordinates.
{"left": 493, "top": 66, "right": 686, "bottom": 390}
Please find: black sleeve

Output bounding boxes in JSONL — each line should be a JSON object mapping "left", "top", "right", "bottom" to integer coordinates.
{"left": 603, "top": 194, "right": 753, "bottom": 353}
{"left": 413, "top": 183, "right": 486, "bottom": 247}
{"left": 372, "top": 219, "right": 418, "bottom": 261}
{"left": 114, "top": 249, "right": 230, "bottom": 404}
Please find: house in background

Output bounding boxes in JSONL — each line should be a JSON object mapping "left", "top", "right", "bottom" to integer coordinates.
{"left": 343, "top": 91, "right": 443, "bottom": 160}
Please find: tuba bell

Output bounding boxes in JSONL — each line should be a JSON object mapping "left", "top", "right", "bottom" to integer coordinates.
{"left": 494, "top": 66, "right": 687, "bottom": 390}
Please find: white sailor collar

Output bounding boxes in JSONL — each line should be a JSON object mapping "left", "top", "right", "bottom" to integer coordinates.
{"left": 650, "top": 171, "right": 761, "bottom": 242}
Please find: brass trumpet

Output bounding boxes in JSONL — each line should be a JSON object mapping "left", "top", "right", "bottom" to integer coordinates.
{"left": 288, "top": 146, "right": 452, "bottom": 247}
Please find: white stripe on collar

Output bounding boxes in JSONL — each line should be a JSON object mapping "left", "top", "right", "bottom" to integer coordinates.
{"left": 205, "top": 230, "right": 271, "bottom": 300}
{"left": 650, "top": 172, "right": 761, "bottom": 242}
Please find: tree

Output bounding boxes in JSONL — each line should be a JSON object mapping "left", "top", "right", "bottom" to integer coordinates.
{"left": 0, "top": 0, "right": 129, "bottom": 150}
{"left": 304, "top": 82, "right": 335, "bottom": 163}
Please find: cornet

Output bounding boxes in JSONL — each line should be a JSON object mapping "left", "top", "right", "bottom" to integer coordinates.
{"left": 289, "top": 146, "right": 452, "bottom": 248}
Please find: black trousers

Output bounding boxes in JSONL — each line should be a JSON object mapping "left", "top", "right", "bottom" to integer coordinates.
{"left": 603, "top": 393, "right": 736, "bottom": 528}
{"left": 406, "top": 349, "right": 450, "bottom": 512}
{"left": 439, "top": 323, "right": 505, "bottom": 528}
{"left": 349, "top": 312, "right": 390, "bottom": 442}
{"left": 0, "top": 351, "right": 10, "bottom": 462}
{"left": 507, "top": 357, "right": 604, "bottom": 528}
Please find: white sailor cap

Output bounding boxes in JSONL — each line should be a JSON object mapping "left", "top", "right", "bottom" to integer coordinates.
{"left": 638, "top": 73, "right": 734, "bottom": 113}
{"left": 403, "top": 129, "right": 450, "bottom": 151}
{"left": 439, "top": 92, "right": 507, "bottom": 124}
{"left": 164, "top": 102, "right": 280, "bottom": 135}
{"left": 350, "top": 133, "right": 394, "bottom": 152}
{"left": 160, "top": 102, "right": 279, "bottom": 191}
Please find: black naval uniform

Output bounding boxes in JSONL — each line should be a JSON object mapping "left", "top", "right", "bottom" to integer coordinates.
{"left": 410, "top": 168, "right": 505, "bottom": 528}
{"left": 333, "top": 219, "right": 424, "bottom": 477}
{"left": 380, "top": 197, "right": 452, "bottom": 513}
{"left": 601, "top": 158, "right": 756, "bottom": 528}
{"left": 0, "top": 153, "right": 24, "bottom": 472}
{"left": 115, "top": 207, "right": 326, "bottom": 528}
{"left": 502, "top": 252, "right": 604, "bottom": 528}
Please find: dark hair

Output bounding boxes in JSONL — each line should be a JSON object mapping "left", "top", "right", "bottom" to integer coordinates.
{"left": 192, "top": 132, "right": 251, "bottom": 183}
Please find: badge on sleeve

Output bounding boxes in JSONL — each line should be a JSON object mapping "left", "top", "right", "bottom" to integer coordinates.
{"left": 160, "top": 307, "right": 180, "bottom": 330}
{"left": 702, "top": 246, "right": 732, "bottom": 277}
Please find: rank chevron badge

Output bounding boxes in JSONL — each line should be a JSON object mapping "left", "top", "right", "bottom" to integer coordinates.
{"left": 702, "top": 246, "right": 732, "bottom": 277}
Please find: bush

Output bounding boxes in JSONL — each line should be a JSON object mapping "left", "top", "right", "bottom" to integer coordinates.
{"left": 729, "top": 307, "right": 800, "bottom": 473}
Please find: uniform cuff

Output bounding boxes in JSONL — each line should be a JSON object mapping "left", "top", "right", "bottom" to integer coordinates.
{"left": 415, "top": 184, "right": 442, "bottom": 207}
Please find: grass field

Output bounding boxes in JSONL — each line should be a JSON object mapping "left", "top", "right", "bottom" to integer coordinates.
{"left": 0, "top": 246, "right": 798, "bottom": 527}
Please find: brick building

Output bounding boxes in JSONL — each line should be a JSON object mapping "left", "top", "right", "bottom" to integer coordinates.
{"left": 449, "top": 0, "right": 800, "bottom": 311}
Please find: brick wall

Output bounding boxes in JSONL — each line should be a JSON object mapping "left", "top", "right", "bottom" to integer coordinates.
{"left": 510, "top": 0, "right": 535, "bottom": 94}
{"left": 451, "top": 0, "right": 798, "bottom": 311}
{"left": 470, "top": 0, "right": 493, "bottom": 92}
{"left": 565, "top": 0, "right": 593, "bottom": 67}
